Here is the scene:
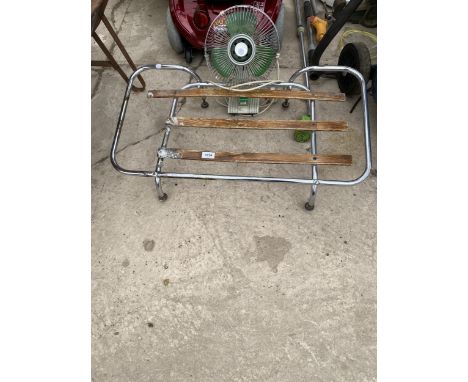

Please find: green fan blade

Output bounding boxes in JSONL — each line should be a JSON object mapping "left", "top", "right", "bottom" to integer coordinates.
{"left": 226, "top": 11, "right": 257, "bottom": 36}
{"left": 210, "top": 48, "right": 234, "bottom": 78}
{"left": 252, "top": 46, "right": 275, "bottom": 77}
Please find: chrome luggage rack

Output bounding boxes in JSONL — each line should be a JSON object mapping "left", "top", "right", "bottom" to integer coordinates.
{"left": 110, "top": 64, "right": 372, "bottom": 211}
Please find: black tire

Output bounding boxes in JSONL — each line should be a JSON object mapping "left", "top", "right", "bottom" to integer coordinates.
{"left": 333, "top": 0, "right": 347, "bottom": 18}
{"left": 370, "top": 64, "right": 377, "bottom": 102}
{"left": 337, "top": 42, "right": 371, "bottom": 95}
{"left": 166, "top": 7, "right": 184, "bottom": 54}
{"left": 184, "top": 45, "right": 193, "bottom": 64}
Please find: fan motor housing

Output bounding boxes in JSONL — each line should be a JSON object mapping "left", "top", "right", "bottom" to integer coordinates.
{"left": 228, "top": 34, "right": 256, "bottom": 65}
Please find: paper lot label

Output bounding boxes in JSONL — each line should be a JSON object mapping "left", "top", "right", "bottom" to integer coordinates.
{"left": 201, "top": 151, "right": 216, "bottom": 159}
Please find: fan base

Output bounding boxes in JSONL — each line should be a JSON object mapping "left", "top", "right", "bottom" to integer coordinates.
{"left": 227, "top": 97, "right": 260, "bottom": 115}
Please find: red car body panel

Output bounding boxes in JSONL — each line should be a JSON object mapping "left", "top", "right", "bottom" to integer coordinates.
{"left": 169, "top": 0, "right": 282, "bottom": 49}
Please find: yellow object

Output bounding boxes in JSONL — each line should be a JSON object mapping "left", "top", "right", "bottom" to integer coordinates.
{"left": 311, "top": 16, "right": 328, "bottom": 42}
{"left": 339, "top": 28, "right": 377, "bottom": 60}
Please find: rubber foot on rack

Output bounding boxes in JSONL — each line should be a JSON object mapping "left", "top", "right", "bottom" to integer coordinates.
{"left": 158, "top": 193, "right": 168, "bottom": 201}
{"left": 304, "top": 202, "right": 315, "bottom": 211}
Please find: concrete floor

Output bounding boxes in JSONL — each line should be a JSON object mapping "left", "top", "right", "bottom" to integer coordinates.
{"left": 92, "top": 1, "right": 377, "bottom": 381}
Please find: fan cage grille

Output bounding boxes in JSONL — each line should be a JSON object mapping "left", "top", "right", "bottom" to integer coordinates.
{"left": 204, "top": 5, "right": 280, "bottom": 84}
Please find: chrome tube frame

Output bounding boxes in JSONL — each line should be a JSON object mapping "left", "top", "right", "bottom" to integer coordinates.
{"left": 289, "top": 65, "right": 372, "bottom": 186}
{"left": 110, "top": 64, "right": 202, "bottom": 177}
{"left": 294, "top": 0, "right": 318, "bottom": 208}
{"left": 110, "top": 64, "right": 372, "bottom": 195}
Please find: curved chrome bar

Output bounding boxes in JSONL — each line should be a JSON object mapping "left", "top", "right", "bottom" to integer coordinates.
{"left": 288, "top": 65, "right": 360, "bottom": 83}
{"left": 110, "top": 64, "right": 203, "bottom": 177}
{"left": 289, "top": 65, "right": 372, "bottom": 186}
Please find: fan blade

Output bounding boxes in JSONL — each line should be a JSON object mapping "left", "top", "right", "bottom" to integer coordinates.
{"left": 252, "top": 46, "right": 276, "bottom": 77}
{"left": 210, "top": 48, "right": 235, "bottom": 78}
{"left": 226, "top": 10, "right": 257, "bottom": 36}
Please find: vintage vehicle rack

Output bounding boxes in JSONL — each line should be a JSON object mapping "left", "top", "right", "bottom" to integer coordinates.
{"left": 110, "top": 64, "right": 372, "bottom": 211}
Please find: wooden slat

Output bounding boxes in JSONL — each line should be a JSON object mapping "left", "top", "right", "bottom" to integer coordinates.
{"left": 159, "top": 149, "right": 352, "bottom": 166}
{"left": 173, "top": 117, "right": 348, "bottom": 131}
{"left": 148, "top": 88, "right": 345, "bottom": 102}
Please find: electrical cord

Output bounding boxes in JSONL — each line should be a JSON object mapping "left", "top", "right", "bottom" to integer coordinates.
{"left": 255, "top": 99, "right": 277, "bottom": 115}
{"left": 210, "top": 57, "right": 280, "bottom": 114}
{"left": 207, "top": 80, "right": 283, "bottom": 92}
{"left": 207, "top": 56, "right": 281, "bottom": 92}
{"left": 215, "top": 97, "right": 229, "bottom": 107}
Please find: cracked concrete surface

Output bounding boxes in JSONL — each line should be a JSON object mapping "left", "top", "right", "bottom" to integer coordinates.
{"left": 92, "top": 1, "right": 377, "bottom": 381}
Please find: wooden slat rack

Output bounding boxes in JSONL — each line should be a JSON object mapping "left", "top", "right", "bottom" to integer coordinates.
{"left": 110, "top": 64, "right": 373, "bottom": 211}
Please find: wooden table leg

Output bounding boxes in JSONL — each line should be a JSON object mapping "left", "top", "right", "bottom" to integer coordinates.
{"left": 92, "top": 15, "right": 145, "bottom": 92}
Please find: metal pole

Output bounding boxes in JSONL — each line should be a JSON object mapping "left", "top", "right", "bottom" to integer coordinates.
{"left": 295, "top": 0, "right": 318, "bottom": 210}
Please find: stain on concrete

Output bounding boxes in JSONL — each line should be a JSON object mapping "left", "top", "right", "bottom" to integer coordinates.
{"left": 110, "top": 0, "right": 128, "bottom": 27}
{"left": 91, "top": 68, "right": 104, "bottom": 100}
{"left": 147, "top": 322, "right": 154, "bottom": 328}
{"left": 249, "top": 235, "right": 292, "bottom": 273}
{"left": 122, "top": 258, "right": 130, "bottom": 267}
{"left": 163, "top": 279, "right": 170, "bottom": 286}
{"left": 143, "top": 239, "right": 155, "bottom": 251}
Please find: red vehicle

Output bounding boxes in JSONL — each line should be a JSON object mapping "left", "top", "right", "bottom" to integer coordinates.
{"left": 166, "top": 0, "right": 285, "bottom": 62}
